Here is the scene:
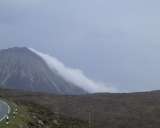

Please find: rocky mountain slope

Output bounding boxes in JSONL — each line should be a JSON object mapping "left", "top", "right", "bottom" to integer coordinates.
{"left": 0, "top": 47, "right": 86, "bottom": 95}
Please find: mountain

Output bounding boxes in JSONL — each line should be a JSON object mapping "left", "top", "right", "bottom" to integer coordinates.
{"left": 0, "top": 47, "right": 86, "bottom": 95}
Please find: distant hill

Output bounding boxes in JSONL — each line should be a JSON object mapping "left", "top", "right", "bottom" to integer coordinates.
{"left": 0, "top": 47, "right": 86, "bottom": 95}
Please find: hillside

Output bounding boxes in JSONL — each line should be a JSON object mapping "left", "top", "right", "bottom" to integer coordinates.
{"left": 1, "top": 89, "right": 160, "bottom": 128}
{"left": 0, "top": 90, "right": 88, "bottom": 128}
{"left": 0, "top": 47, "right": 86, "bottom": 95}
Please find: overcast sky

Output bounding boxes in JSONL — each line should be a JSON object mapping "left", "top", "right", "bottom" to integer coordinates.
{"left": 1, "top": 0, "right": 160, "bottom": 92}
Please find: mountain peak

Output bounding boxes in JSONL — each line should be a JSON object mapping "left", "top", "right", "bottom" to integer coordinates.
{"left": 0, "top": 47, "right": 86, "bottom": 95}
{"left": 2, "top": 46, "right": 29, "bottom": 52}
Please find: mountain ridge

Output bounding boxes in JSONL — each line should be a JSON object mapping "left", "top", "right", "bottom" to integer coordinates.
{"left": 0, "top": 47, "right": 87, "bottom": 95}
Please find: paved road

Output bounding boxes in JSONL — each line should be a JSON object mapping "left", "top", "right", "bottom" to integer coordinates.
{"left": 0, "top": 100, "right": 10, "bottom": 122}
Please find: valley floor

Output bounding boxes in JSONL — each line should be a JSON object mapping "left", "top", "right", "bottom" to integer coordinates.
{"left": 0, "top": 98, "right": 88, "bottom": 128}
{"left": 2, "top": 89, "right": 160, "bottom": 128}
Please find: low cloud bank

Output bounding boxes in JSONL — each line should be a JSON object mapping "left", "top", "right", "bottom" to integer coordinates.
{"left": 29, "top": 48, "right": 117, "bottom": 93}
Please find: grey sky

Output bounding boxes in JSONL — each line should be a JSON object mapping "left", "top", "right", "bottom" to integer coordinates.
{"left": 0, "top": 0, "right": 160, "bottom": 92}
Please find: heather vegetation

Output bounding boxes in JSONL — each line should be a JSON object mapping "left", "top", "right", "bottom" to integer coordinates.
{"left": 1, "top": 89, "right": 160, "bottom": 128}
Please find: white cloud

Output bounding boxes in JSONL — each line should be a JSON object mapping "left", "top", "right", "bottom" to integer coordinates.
{"left": 29, "top": 48, "right": 117, "bottom": 93}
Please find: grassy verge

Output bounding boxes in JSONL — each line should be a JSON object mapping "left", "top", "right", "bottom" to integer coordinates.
{"left": 0, "top": 102, "right": 30, "bottom": 128}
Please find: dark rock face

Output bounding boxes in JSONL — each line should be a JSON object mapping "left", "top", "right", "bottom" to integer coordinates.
{"left": 0, "top": 47, "right": 86, "bottom": 95}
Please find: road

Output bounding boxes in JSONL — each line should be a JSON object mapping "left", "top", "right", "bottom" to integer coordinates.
{"left": 0, "top": 100, "right": 10, "bottom": 122}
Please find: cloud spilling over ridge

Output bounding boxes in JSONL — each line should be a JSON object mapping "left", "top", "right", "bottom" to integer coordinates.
{"left": 29, "top": 48, "right": 117, "bottom": 93}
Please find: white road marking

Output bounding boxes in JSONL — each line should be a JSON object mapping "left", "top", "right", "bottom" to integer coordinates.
{"left": 0, "top": 100, "right": 11, "bottom": 122}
